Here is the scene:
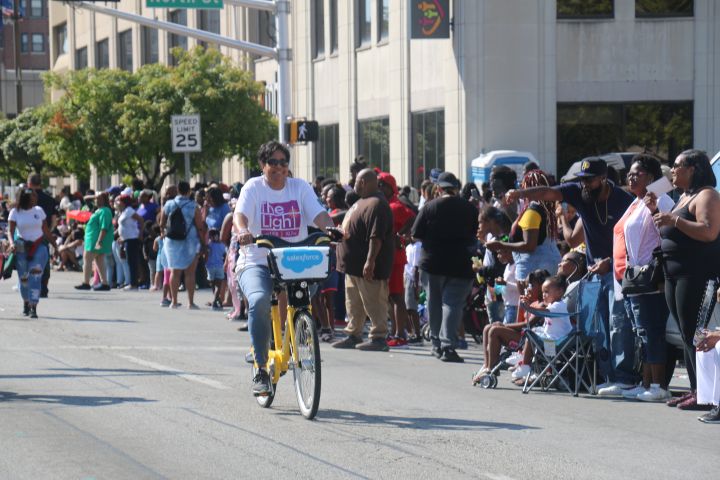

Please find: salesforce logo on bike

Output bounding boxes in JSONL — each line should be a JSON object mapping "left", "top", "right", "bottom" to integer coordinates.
{"left": 277, "top": 247, "right": 329, "bottom": 279}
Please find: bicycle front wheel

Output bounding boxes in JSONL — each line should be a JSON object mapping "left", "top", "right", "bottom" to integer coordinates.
{"left": 291, "top": 309, "right": 321, "bottom": 419}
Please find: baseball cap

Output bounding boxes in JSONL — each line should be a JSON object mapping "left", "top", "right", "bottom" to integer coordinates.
{"left": 437, "top": 172, "right": 460, "bottom": 189}
{"left": 430, "top": 168, "right": 444, "bottom": 184}
{"left": 575, "top": 157, "right": 608, "bottom": 178}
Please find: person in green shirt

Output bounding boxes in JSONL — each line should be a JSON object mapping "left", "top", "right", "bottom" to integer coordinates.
{"left": 75, "top": 192, "right": 113, "bottom": 291}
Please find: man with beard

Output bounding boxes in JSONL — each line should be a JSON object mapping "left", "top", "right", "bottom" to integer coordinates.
{"left": 505, "top": 158, "right": 639, "bottom": 394}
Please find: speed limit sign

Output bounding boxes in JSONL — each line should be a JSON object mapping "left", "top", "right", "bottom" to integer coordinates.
{"left": 171, "top": 114, "right": 202, "bottom": 153}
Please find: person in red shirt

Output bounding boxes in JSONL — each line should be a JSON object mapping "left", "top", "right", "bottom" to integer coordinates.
{"left": 378, "top": 172, "right": 417, "bottom": 347}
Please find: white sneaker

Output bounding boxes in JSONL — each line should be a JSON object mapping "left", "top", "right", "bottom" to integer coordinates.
{"left": 511, "top": 364, "right": 531, "bottom": 379}
{"left": 596, "top": 381, "right": 614, "bottom": 390}
{"left": 506, "top": 352, "right": 523, "bottom": 366}
{"left": 621, "top": 385, "right": 647, "bottom": 400}
{"left": 597, "top": 383, "right": 625, "bottom": 397}
{"left": 637, "top": 384, "right": 671, "bottom": 403}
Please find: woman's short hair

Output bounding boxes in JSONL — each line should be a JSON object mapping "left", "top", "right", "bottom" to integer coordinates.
{"left": 257, "top": 141, "right": 290, "bottom": 166}
{"left": 17, "top": 188, "right": 34, "bottom": 210}
{"left": 680, "top": 149, "right": 716, "bottom": 193}
{"left": 207, "top": 186, "right": 225, "bottom": 206}
{"left": 631, "top": 153, "right": 663, "bottom": 182}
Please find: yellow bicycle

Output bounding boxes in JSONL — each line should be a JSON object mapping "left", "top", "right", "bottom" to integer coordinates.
{"left": 251, "top": 232, "right": 333, "bottom": 420}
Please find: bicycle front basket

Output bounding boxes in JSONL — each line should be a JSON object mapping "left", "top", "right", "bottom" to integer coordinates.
{"left": 267, "top": 246, "right": 331, "bottom": 282}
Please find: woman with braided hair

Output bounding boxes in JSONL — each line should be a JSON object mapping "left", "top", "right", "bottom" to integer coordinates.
{"left": 485, "top": 170, "right": 562, "bottom": 301}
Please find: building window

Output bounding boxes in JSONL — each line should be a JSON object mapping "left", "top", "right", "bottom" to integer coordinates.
{"left": 118, "top": 30, "right": 133, "bottom": 72}
{"left": 169, "top": 9, "right": 188, "bottom": 65}
{"left": 96, "top": 38, "right": 109, "bottom": 69}
{"left": 557, "top": 0, "right": 614, "bottom": 18}
{"left": 357, "top": 0, "right": 372, "bottom": 47}
{"left": 313, "top": 0, "right": 325, "bottom": 59}
{"left": 53, "top": 22, "right": 67, "bottom": 60}
{"left": 198, "top": 9, "right": 221, "bottom": 49}
{"left": 411, "top": 110, "right": 445, "bottom": 188}
{"left": 329, "top": 0, "right": 338, "bottom": 53}
{"left": 258, "top": 11, "right": 276, "bottom": 48}
{"left": 20, "top": 33, "right": 29, "bottom": 53}
{"left": 636, "top": 0, "right": 693, "bottom": 17}
{"left": 31, "top": 33, "right": 44, "bottom": 53}
{"left": 358, "top": 117, "right": 390, "bottom": 173}
{"left": 142, "top": 27, "right": 159, "bottom": 65}
{"left": 315, "top": 124, "right": 340, "bottom": 179}
{"left": 75, "top": 47, "right": 88, "bottom": 69}
{"left": 29, "top": 0, "right": 43, "bottom": 17}
{"left": 378, "top": 0, "right": 389, "bottom": 42}
{"left": 557, "top": 102, "right": 693, "bottom": 177}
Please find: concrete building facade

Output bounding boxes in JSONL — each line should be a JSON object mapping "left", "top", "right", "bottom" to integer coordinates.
{"left": 48, "top": 0, "right": 720, "bottom": 189}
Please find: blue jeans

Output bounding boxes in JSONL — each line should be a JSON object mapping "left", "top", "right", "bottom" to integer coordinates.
{"left": 113, "top": 240, "right": 129, "bottom": 286}
{"left": 504, "top": 305, "right": 518, "bottom": 324}
{"left": 420, "top": 271, "right": 473, "bottom": 349}
{"left": 624, "top": 293, "right": 668, "bottom": 364}
{"left": 237, "top": 265, "right": 274, "bottom": 366}
{"left": 16, "top": 244, "right": 49, "bottom": 305}
{"left": 596, "top": 272, "right": 639, "bottom": 384}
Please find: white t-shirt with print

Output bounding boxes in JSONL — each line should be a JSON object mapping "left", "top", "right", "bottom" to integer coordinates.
{"left": 404, "top": 241, "right": 422, "bottom": 280}
{"left": 234, "top": 176, "right": 325, "bottom": 270}
{"left": 9, "top": 206, "right": 46, "bottom": 241}
{"left": 119, "top": 206, "right": 140, "bottom": 240}
{"left": 541, "top": 300, "right": 573, "bottom": 340}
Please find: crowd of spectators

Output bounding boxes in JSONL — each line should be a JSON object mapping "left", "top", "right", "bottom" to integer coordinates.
{"left": 2, "top": 147, "right": 720, "bottom": 424}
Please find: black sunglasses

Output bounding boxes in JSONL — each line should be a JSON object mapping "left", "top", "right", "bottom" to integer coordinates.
{"left": 265, "top": 158, "right": 289, "bottom": 167}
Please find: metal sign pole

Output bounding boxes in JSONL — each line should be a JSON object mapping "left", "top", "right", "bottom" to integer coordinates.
{"left": 184, "top": 151, "right": 191, "bottom": 182}
{"left": 275, "top": 0, "right": 290, "bottom": 144}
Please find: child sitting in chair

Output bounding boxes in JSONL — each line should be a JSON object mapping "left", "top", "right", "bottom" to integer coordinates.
{"left": 511, "top": 275, "right": 573, "bottom": 380}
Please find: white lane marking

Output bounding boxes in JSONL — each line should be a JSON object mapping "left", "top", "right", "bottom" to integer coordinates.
{"left": 484, "top": 474, "right": 518, "bottom": 480}
{"left": 114, "top": 353, "right": 230, "bottom": 391}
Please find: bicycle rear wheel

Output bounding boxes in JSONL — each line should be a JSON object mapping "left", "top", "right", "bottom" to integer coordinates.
{"left": 291, "top": 309, "right": 321, "bottom": 419}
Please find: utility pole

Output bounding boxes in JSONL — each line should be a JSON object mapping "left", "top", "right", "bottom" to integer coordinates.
{"left": 12, "top": 0, "right": 22, "bottom": 115}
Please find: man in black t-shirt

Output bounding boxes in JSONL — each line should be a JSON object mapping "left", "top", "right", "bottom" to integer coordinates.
{"left": 28, "top": 173, "right": 59, "bottom": 298}
{"left": 505, "top": 158, "right": 640, "bottom": 393}
{"left": 333, "top": 169, "right": 394, "bottom": 352}
{"left": 411, "top": 172, "right": 479, "bottom": 363}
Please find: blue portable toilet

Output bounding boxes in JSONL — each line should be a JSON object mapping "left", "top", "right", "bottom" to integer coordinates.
{"left": 470, "top": 150, "right": 538, "bottom": 186}
{"left": 712, "top": 151, "right": 720, "bottom": 193}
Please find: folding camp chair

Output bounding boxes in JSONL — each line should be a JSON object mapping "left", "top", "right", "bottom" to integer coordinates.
{"left": 519, "top": 274, "right": 602, "bottom": 396}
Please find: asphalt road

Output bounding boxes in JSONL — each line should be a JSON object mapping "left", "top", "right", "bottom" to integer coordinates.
{"left": 0, "top": 272, "right": 716, "bottom": 479}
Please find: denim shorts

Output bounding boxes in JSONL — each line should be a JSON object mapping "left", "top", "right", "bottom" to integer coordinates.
{"left": 623, "top": 292, "right": 668, "bottom": 364}
{"left": 513, "top": 237, "right": 561, "bottom": 281}
{"left": 206, "top": 266, "right": 226, "bottom": 281}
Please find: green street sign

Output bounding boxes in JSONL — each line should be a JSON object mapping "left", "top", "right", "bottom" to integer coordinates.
{"left": 146, "top": 0, "right": 223, "bottom": 9}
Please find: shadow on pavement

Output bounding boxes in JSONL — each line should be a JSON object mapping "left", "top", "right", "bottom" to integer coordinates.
{"left": 0, "top": 391, "right": 155, "bottom": 407}
{"left": 313, "top": 409, "right": 539, "bottom": 431}
{"left": 0, "top": 368, "right": 184, "bottom": 380}
{"left": 40, "top": 316, "right": 137, "bottom": 323}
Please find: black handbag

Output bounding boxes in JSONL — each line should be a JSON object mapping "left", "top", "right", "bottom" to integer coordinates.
{"left": 621, "top": 248, "right": 664, "bottom": 295}
{"left": 1, "top": 253, "right": 15, "bottom": 280}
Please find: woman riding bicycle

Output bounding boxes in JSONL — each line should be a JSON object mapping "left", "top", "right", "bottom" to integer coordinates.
{"left": 234, "top": 141, "right": 334, "bottom": 397}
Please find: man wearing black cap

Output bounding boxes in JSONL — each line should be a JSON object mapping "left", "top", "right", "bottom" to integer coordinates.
{"left": 505, "top": 157, "right": 639, "bottom": 393}
{"left": 411, "top": 171, "right": 479, "bottom": 363}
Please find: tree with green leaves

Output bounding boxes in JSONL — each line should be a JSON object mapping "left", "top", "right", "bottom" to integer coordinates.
{"left": 43, "top": 47, "right": 276, "bottom": 190}
{"left": 0, "top": 105, "right": 62, "bottom": 181}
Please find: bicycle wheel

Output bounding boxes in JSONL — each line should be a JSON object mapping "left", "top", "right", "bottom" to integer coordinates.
{"left": 291, "top": 309, "right": 321, "bottom": 419}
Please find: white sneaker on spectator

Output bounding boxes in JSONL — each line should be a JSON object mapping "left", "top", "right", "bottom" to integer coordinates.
{"left": 637, "top": 384, "right": 671, "bottom": 403}
{"left": 596, "top": 381, "right": 613, "bottom": 390}
{"left": 621, "top": 384, "right": 647, "bottom": 400}
{"left": 511, "top": 364, "right": 531, "bottom": 379}
{"left": 597, "top": 382, "right": 634, "bottom": 397}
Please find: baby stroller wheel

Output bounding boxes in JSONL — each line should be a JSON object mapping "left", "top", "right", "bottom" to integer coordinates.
{"left": 479, "top": 374, "right": 496, "bottom": 389}
{"left": 421, "top": 323, "right": 431, "bottom": 341}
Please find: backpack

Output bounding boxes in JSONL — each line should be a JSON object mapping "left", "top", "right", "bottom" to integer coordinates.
{"left": 166, "top": 199, "right": 191, "bottom": 240}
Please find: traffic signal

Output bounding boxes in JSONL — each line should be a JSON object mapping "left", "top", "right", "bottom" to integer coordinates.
{"left": 286, "top": 119, "right": 319, "bottom": 144}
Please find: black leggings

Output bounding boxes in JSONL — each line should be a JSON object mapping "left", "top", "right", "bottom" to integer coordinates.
{"left": 124, "top": 238, "right": 141, "bottom": 288}
{"left": 664, "top": 275, "right": 712, "bottom": 391}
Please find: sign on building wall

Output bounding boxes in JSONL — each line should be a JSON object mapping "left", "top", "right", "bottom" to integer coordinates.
{"left": 411, "top": 0, "right": 450, "bottom": 39}
{"left": 146, "top": 0, "right": 223, "bottom": 9}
